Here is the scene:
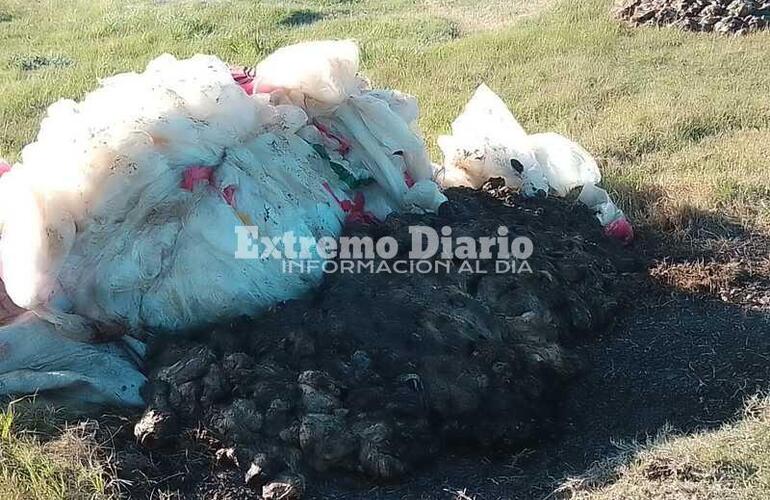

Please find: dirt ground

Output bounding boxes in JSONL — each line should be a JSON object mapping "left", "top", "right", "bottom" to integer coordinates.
{"left": 100, "top": 182, "right": 770, "bottom": 500}
{"left": 313, "top": 293, "right": 769, "bottom": 500}
{"left": 109, "top": 183, "right": 640, "bottom": 499}
{"left": 305, "top": 206, "right": 770, "bottom": 499}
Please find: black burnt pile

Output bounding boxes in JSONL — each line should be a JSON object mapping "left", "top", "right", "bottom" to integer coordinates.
{"left": 615, "top": 0, "right": 770, "bottom": 34}
{"left": 129, "top": 182, "right": 640, "bottom": 499}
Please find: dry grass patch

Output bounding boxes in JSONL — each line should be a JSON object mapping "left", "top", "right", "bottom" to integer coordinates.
{"left": 558, "top": 396, "right": 770, "bottom": 500}
{"left": 424, "top": 0, "right": 555, "bottom": 33}
{"left": 0, "top": 400, "right": 120, "bottom": 500}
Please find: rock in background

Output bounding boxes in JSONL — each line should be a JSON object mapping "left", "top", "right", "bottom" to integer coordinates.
{"left": 614, "top": 0, "right": 770, "bottom": 34}
{"left": 130, "top": 183, "right": 640, "bottom": 499}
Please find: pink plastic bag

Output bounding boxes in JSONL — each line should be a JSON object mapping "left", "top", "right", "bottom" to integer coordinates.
{"left": 604, "top": 217, "right": 634, "bottom": 245}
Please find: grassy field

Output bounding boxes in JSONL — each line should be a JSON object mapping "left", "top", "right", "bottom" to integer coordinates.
{"left": 1, "top": 0, "right": 770, "bottom": 225}
{"left": 561, "top": 396, "right": 770, "bottom": 500}
{"left": 1, "top": 0, "right": 770, "bottom": 498}
{"left": 0, "top": 400, "right": 117, "bottom": 499}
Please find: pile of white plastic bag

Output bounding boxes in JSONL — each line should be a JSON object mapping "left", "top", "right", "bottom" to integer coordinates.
{"left": 0, "top": 40, "right": 630, "bottom": 408}
{"left": 0, "top": 40, "right": 445, "bottom": 406}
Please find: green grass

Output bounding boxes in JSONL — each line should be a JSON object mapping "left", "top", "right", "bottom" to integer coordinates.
{"left": 560, "top": 396, "right": 770, "bottom": 500}
{"left": 0, "top": 399, "right": 117, "bottom": 500}
{"left": 1, "top": 0, "right": 770, "bottom": 497}
{"left": 1, "top": 0, "right": 769, "bottom": 225}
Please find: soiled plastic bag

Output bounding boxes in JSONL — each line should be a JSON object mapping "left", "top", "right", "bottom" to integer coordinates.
{"left": 437, "top": 84, "right": 538, "bottom": 190}
{"left": 438, "top": 84, "right": 630, "bottom": 242}
{"left": 254, "top": 40, "right": 445, "bottom": 215}
{"left": 0, "top": 41, "right": 447, "bottom": 406}
{"left": 0, "top": 312, "right": 146, "bottom": 407}
{"left": 0, "top": 54, "right": 345, "bottom": 330}
{"left": 437, "top": 84, "right": 600, "bottom": 197}
{"left": 528, "top": 133, "right": 600, "bottom": 197}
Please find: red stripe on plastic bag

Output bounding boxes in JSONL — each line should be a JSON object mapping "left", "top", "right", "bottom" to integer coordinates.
{"left": 322, "top": 182, "right": 378, "bottom": 225}
{"left": 314, "top": 120, "right": 351, "bottom": 156}
{"left": 180, "top": 167, "right": 238, "bottom": 208}
{"left": 230, "top": 66, "right": 255, "bottom": 95}
{"left": 222, "top": 185, "right": 236, "bottom": 207}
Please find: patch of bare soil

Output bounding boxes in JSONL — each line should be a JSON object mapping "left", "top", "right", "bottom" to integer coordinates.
{"left": 113, "top": 182, "right": 638, "bottom": 499}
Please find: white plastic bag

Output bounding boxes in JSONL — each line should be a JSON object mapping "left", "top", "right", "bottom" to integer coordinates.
{"left": 0, "top": 313, "right": 146, "bottom": 407}
{"left": 438, "top": 84, "right": 632, "bottom": 243}
{"left": 0, "top": 42, "right": 449, "bottom": 406}
{"left": 437, "top": 84, "right": 539, "bottom": 190}
{"left": 0, "top": 54, "right": 346, "bottom": 330}
{"left": 578, "top": 183, "right": 634, "bottom": 244}
{"left": 255, "top": 40, "right": 447, "bottom": 216}
{"left": 578, "top": 183, "right": 624, "bottom": 226}
{"left": 528, "top": 132, "right": 600, "bottom": 197}
{"left": 0, "top": 54, "right": 350, "bottom": 405}
{"left": 252, "top": 40, "right": 361, "bottom": 110}
{"left": 437, "top": 84, "right": 600, "bottom": 197}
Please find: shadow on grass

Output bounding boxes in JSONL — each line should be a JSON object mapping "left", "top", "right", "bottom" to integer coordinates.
{"left": 613, "top": 182, "right": 770, "bottom": 303}
{"left": 279, "top": 9, "right": 325, "bottom": 27}
{"left": 11, "top": 54, "right": 74, "bottom": 71}
{"left": 612, "top": 182, "right": 769, "bottom": 261}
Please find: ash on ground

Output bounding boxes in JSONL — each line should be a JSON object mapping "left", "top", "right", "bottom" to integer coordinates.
{"left": 615, "top": 0, "right": 770, "bottom": 34}
{"left": 127, "top": 183, "right": 640, "bottom": 499}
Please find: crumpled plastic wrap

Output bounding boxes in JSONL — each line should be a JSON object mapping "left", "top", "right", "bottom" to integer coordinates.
{"left": 0, "top": 41, "right": 446, "bottom": 406}
{"left": 437, "top": 84, "right": 632, "bottom": 243}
